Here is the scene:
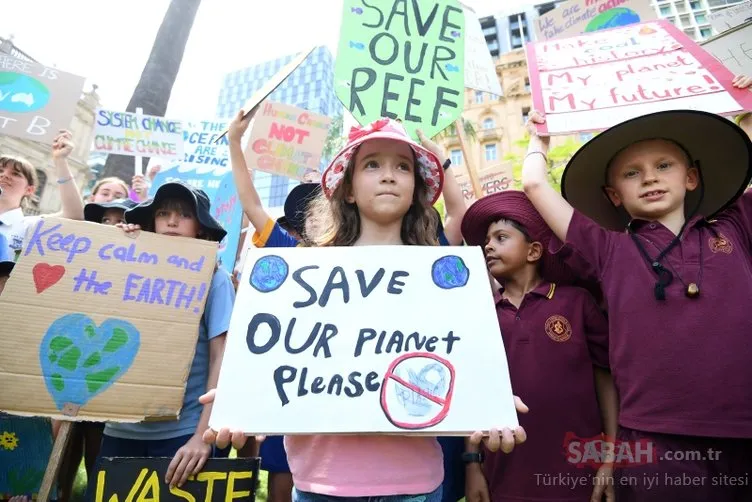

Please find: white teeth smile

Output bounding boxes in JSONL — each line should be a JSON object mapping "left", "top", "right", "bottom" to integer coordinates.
{"left": 643, "top": 191, "right": 664, "bottom": 197}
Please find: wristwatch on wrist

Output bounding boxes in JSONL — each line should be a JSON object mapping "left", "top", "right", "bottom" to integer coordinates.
{"left": 462, "top": 451, "right": 483, "bottom": 464}
{"left": 443, "top": 159, "right": 451, "bottom": 171}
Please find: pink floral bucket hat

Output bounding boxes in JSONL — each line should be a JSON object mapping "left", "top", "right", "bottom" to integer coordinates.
{"left": 321, "top": 118, "right": 444, "bottom": 204}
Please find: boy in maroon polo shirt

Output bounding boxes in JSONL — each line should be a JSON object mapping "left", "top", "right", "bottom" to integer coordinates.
{"left": 461, "top": 191, "right": 618, "bottom": 502}
{"left": 522, "top": 109, "right": 752, "bottom": 501}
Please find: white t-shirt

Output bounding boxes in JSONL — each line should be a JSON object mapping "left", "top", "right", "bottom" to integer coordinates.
{"left": 0, "top": 207, "right": 40, "bottom": 261}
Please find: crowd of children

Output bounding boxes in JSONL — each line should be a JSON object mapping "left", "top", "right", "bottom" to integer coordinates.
{"left": 1, "top": 73, "right": 752, "bottom": 501}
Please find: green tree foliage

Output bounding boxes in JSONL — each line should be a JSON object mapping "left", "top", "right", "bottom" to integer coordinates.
{"left": 506, "top": 134, "right": 584, "bottom": 193}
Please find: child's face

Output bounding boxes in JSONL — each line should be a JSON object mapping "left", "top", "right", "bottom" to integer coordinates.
{"left": 101, "top": 208, "right": 126, "bottom": 226}
{"left": 92, "top": 182, "right": 128, "bottom": 203}
{"left": 0, "top": 163, "right": 34, "bottom": 207}
{"left": 605, "top": 139, "right": 698, "bottom": 221}
{"left": 483, "top": 219, "right": 541, "bottom": 279}
{"left": 347, "top": 139, "right": 416, "bottom": 223}
{"left": 154, "top": 205, "right": 200, "bottom": 238}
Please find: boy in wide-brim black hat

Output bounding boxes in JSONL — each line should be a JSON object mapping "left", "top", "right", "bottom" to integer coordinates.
{"left": 522, "top": 109, "right": 752, "bottom": 502}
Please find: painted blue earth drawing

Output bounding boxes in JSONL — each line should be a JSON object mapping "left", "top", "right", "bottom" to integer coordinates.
{"left": 395, "top": 363, "right": 450, "bottom": 417}
{"left": 0, "top": 73, "right": 49, "bottom": 113}
{"left": 585, "top": 7, "right": 641, "bottom": 32}
{"left": 431, "top": 255, "right": 470, "bottom": 289}
{"left": 39, "top": 314, "right": 140, "bottom": 410}
{"left": 250, "top": 255, "right": 289, "bottom": 292}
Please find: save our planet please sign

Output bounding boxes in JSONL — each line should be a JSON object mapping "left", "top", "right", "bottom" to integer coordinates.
{"left": 210, "top": 246, "right": 518, "bottom": 435}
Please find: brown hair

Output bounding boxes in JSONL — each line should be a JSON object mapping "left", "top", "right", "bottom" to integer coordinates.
{"left": 0, "top": 155, "right": 38, "bottom": 208}
{"left": 91, "top": 177, "right": 129, "bottom": 199}
{"left": 307, "top": 153, "right": 439, "bottom": 247}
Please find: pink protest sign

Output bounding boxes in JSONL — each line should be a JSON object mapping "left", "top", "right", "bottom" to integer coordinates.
{"left": 245, "top": 102, "right": 331, "bottom": 181}
{"left": 526, "top": 20, "right": 752, "bottom": 135}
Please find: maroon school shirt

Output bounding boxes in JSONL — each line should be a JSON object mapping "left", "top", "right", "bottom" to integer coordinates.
{"left": 553, "top": 190, "right": 752, "bottom": 438}
{"left": 484, "top": 281, "right": 608, "bottom": 502}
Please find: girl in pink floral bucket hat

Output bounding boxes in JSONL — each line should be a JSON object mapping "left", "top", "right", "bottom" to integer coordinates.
{"left": 203, "top": 116, "right": 528, "bottom": 502}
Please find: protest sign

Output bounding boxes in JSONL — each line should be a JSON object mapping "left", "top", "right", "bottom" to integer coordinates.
{"left": 210, "top": 246, "right": 518, "bottom": 435}
{"left": 534, "top": 0, "right": 656, "bottom": 41}
{"left": 245, "top": 101, "right": 330, "bottom": 181}
{"left": 334, "top": 0, "right": 466, "bottom": 139}
{"left": 0, "top": 416, "right": 53, "bottom": 499}
{"left": 0, "top": 54, "right": 85, "bottom": 144}
{"left": 93, "top": 458, "right": 260, "bottom": 502}
{"left": 213, "top": 172, "right": 244, "bottom": 275}
{"left": 459, "top": 2, "right": 502, "bottom": 96}
{"left": 708, "top": 0, "right": 752, "bottom": 33}
{"left": 93, "top": 109, "right": 183, "bottom": 161}
{"left": 0, "top": 218, "right": 217, "bottom": 422}
{"left": 149, "top": 120, "right": 241, "bottom": 275}
{"left": 456, "top": 163, "right": 514, "bottom": 202}
{"left": 526, "top": 20, "right": 752, "bottom": 135}
{"left": 701, "top": 21, "right": 752, "bottom": 77}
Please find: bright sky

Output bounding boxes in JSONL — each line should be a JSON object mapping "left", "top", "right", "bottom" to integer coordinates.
{"left": 1, "top": 0, "right": 526, "bottom": 120}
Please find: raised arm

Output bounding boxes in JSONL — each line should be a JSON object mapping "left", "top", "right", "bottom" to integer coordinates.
{"left": 520, "top": 112, "right": 573, "bottom": 243}
{"left": 51, "top": 130, "right": 84, "bottom": 220}
{"left": 417, "top": 129, "right": 466, "bottom": 245}
{"left": 228, "top": 108, "right": 273, "bottom": 233}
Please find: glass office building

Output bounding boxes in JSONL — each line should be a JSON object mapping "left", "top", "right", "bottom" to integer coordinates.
{"left": 216, "top": 46, "right": 342, "bottom": 208}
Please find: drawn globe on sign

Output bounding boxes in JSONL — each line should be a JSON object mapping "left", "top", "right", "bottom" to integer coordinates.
{"left": 431, "top": 255, "right": 470, "bottom": 290}
{"left": 250, "top": 255, "right": 289, "bottom": 293}
{"left": 584, "top": 7, "right": 641, "bottom": 32}
{"left": 0, "top": 73, "right": 50, "bottom": 113}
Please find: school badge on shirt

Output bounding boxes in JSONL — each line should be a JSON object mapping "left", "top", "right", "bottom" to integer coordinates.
{"left": 545, "top": 315, "right": 572, "bottom": 342}
{"left": 708, "top": 233, "right": 733, "bottom": 254}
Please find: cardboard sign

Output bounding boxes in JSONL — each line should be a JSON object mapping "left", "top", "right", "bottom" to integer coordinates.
{"left": 334, "top": 0, "right": 466, "bottom": 139}
{"left": 460, "top": 2, "right": 502, "bottom": 96}
{"left": 701, "top": 21, "right": 752, "bottom": 77}
{"left": 534, "top": 0, "right": 656, "bottom": 41}
{"left": 708, "top": 0, "right": 752, "bottom": 33}
{"left": 216, "top": 47, "right": 315, "bottom": 142}
{"left": 94, "top": 458, "right": 260, "bottom": 502}
{"left": 93, "top": 109, "right": 184, "bottom": 161}
{"left": 456, "top": 163, "right": 514, "bottom": 201}
{"left": 0, "top": 54, "right": 85, "bottom": 144}
{"left": 0, "top": 416, "right": 53, "bottom": 498}
{"left": 210, "top": 246, "right": 518, "bottom": 435}
{"left": 245, "top": 101, "right": 330, "bottom": 181}
{"left": 526, "top": 20, "right": 752, "bottom": 135}
{"left": 0, "top": 218, "right": 217, "bottom": 422}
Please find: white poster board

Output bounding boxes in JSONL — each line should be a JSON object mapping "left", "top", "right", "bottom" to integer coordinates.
{"left": 210, "top": 246, "right": 518, "bottom": 435}
{"left": 701, "top": 21, "right": 752, "bottom": 77}
{"left": 92, "top": 108, "right": 184, "bottom": 161}
{"left": 460, "top": 2, "right": 503, "bottom": 96}
{"left": 708, "top": 1, "right": 752, "bottom": 33}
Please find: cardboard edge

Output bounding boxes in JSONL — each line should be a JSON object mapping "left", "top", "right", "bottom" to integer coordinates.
{"left": 215, "top": 46, "right": 317, "bottom": 143}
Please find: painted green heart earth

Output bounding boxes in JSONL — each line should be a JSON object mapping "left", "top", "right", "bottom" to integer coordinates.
{"left": 39, "top": 314, "right": 140, "bottom": 410}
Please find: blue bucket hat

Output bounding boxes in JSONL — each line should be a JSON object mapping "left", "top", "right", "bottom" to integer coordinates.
{"left": 84, "top": 198, "right": 139, "bottom": 223}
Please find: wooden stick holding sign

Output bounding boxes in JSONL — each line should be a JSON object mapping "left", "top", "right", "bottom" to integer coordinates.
{"left": 37, "top": 421, "right": 73, "bottom": 502}
{"left": 454, "top": 119, "right": 482, "bottom": 200}
{"left": 215, "top": 47, "right": 316, "bottom": 143}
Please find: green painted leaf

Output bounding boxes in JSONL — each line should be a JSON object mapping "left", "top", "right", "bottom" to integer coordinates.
{"left": 51, "top": 373, "right": 64, "bottom": 392}
{"left": 103, "top": 328, "right": 128, "bottom": 353}
{"left": 57, "top": 347, "right": 81, "bottom": 371}
{"left": 83, "top": 352, "right": 101, "bottom": 368}
{"left": 86, "top": 367, "right": 120, "bottom": 393}
{"left": 49, "top": 335, "right": 73, "bottom": 353}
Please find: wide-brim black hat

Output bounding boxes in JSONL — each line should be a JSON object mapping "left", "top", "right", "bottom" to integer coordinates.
{"left": 561, "top": 110, "right": 752, "bottom": 231}
{"left": 125, "top": 181, "right": 227, "bottom": 242}
{"left": 281, "top": 183, "right": 321, "bottom": 236}
{"left": 0, "top": 260, "right": 13, "bottom": 277}
{"left": 84, "top": 198, "right": 139, "bottom": 223}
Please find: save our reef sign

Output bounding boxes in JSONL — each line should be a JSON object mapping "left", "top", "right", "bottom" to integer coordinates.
{"left": 210, "top": 246, "right": 518, "bottom": 435}
{"left": 335, "top": 0, "right": 466, "bottom": 139}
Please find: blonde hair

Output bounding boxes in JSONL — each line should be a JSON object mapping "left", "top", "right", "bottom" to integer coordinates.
{"left": 91, "top": 177, "right": 129, "bottom": 199}
{"left": 307, "top": 154, "right": 439, "bottom": 247}
{"left": 0, "top": 155, "right": 38, "bottom": 208}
